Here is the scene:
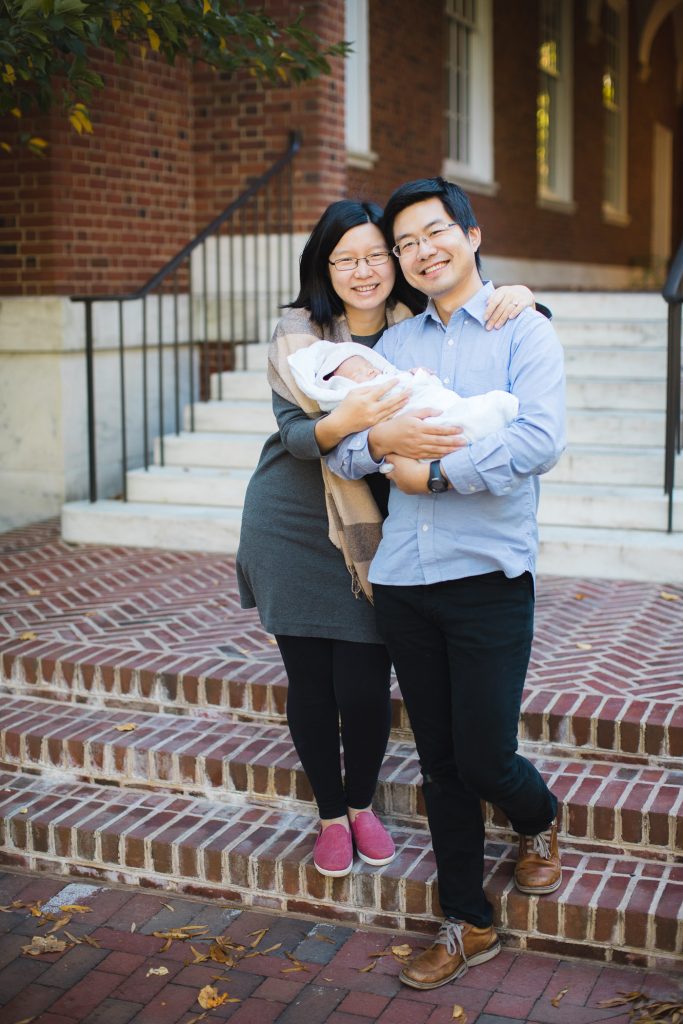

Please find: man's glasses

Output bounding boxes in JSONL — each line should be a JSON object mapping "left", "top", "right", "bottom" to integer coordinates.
{"left": 328, "top": 251, "right": 391, "bottom": 272}
{"left": 392, "top": 223, "right": 458, "bottom": 259}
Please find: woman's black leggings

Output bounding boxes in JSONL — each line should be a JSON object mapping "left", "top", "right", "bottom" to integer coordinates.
{"left": 275, "top": 635, "right": 392, "bottom": 819}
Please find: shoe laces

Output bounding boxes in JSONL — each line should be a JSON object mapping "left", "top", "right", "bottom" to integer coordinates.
{"left": 435, "top": 919, "right": 466, "bottom": 960}
{"left": 529, "top": 822, "right": 554, "bottom": 859}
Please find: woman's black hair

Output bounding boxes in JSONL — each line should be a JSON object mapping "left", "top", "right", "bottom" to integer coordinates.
{"left": 287, "top": 199, "right": 426, "bottom": 328}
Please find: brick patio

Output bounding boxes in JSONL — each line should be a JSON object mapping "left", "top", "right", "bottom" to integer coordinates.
{"left": 0, "top": 869, "right": 680, "bottom": 1024}
{"left": 0, "top": 518, "right": 682, "bottom": 1003}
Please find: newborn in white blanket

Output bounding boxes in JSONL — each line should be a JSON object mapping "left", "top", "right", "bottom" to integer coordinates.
{"left": 288, "top": 340, "right": 519, "bottom": 443}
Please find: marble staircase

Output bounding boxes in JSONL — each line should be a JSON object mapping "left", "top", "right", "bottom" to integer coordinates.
{"left": 61, "top": 291, "right": 683, "bottom": 581}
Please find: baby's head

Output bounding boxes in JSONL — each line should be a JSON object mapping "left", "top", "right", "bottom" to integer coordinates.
{"left": 331, "top": 354, "right": 382, "bottom": 383}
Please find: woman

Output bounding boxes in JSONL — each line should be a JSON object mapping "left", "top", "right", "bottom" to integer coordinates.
{"left": 236, "top": 199, "right": 536, "bottom": 877}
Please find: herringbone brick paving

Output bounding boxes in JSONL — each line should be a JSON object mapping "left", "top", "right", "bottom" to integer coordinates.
{"left": 0, "top": 870, "right": 681, "bottom": 1024}
{"left": 0, "top": 518, "right": 682, "bottom": 975}
{"left": 1, "top": 521, "right": 682, "bottom": 758}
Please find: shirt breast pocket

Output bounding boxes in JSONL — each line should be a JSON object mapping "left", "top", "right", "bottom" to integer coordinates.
{"left": 458, "top": 370, "right": 511, "bottom": 397}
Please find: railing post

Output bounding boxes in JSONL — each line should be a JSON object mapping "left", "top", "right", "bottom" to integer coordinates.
{"left": 84, "top": 299, "right": 97, "bottom": 503}
{"left": 662, "top": 238, "right": 683, "bottom": 534}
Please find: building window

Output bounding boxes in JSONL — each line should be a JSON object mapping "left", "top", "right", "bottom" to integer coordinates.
{"left": 345, "top": 0, "right": 376, "bottom": 169}
{"left": 443, "top": 0, "right": 495, "bottom": 194}
{"left": 602, "top": 0, "right": 629, "bottom": 223}
{"left": 536, "top": 0, "right": 574, "bottom": 210}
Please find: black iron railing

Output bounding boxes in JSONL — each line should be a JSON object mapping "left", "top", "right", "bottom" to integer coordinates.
{"left": 71, "top": 131, "right": 301, "bottom": 503}
{"left": 663, "top": 237, "right": 683, "bottom": 532}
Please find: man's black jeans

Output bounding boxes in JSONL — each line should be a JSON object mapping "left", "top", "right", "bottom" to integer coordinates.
{"left": 374, "top": 571, "right": 557, "bottom": 928}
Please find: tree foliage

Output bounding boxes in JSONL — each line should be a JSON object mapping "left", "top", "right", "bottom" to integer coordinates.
{"left": 0, "top": 0, "right": 349, "bottom": 153}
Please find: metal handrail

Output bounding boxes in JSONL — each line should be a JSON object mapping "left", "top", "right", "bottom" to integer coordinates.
{"left": 71, "top": 131, "right": 302, "bottom": 503}
{"left": 663, "top": 237, "right": 683, "bottom": 532}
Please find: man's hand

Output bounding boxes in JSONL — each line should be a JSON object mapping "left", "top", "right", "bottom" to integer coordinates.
{"left": 381, "top": 454, "right": 433, "bottom": 494}
{"left": 369, "top": 411, "right": 467, "bottom": 461}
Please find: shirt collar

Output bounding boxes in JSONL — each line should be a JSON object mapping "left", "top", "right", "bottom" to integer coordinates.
{"left": 423, "top": 280, "right": 495, "bottom": 329}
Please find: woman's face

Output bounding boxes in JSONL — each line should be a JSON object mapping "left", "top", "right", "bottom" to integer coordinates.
{"left": 328, "top": 223, "right": 396, "bottom": 318}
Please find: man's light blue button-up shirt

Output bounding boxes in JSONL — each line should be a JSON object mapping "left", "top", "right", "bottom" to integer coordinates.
{"left": 325, "top": 281, "right": 566, "bottom": 586}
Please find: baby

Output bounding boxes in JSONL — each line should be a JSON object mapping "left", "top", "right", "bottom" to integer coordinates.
{"left": 289, "top": 340, "right": 519, "bottom": 443}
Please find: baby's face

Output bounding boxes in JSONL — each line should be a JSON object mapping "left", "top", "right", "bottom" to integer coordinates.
{"left": 333, "top": 355, "right": 382, "bottom": 383}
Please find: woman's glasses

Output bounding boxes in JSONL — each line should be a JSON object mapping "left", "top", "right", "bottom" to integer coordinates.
{"left": 328, "top": 251, "right": 391, "bottom": 272}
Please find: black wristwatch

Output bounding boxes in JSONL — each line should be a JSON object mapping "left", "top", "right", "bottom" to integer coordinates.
{"left": 427, "top": 460, "right": 448, "bottom": 493}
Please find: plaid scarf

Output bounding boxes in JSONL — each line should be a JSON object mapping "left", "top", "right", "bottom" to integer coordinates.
{"left": 267, "top": 303, "right": 413, "bottom": 602}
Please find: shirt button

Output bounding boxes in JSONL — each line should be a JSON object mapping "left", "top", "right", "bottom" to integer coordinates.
{"left": 422, "top": 523, "right": 429, "bottom": 532}
{"left": 448, "top": 338, "right": 454, "bottom": 347}
{"left": 468, "top": 485, "right": 476, "bottom": 492}
{"left": 443, "top": 377, "right": 450, "bottom": 384}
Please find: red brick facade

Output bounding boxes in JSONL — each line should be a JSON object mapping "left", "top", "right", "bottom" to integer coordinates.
{"left": 0, "top": 0, "right": 680, "bottom": 296}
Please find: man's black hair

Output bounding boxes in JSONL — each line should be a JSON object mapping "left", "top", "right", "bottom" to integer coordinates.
{"left": 287, "top": 199, "right": 425, "bottom": 328}
{"left": 381, "top": 177, "right": 482, "bottom": 272}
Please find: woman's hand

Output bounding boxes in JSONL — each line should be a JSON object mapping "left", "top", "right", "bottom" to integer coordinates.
{"left": 314, "top": 380, "right": 408, "bottom": 453}
{"left": 369, "top": 411, "right": 467, "bottom": 461}
{"left": 484, "top": 285, "right": 535, "bottom": 330}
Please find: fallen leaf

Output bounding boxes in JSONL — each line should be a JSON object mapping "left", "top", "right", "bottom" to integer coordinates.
{"left": 391, "top": 944, "right": 412, "bottom": 957}
{"left": 131, "top": 922, "right": 137, "bottom": 933}
{"left": 207, "top": 942, "right": 233, "bottom": 965}
{"left": 82, "top": 935, "right": 101, "bottom": 948}
{"left": 26, "top": 589, "right": 41, "bottom": 596}
{"left": 47, "top": 915, "right": 71, "bottom": 934}
{"left": 314, "top": 934, "right": 336, "bottom": 944}
{"left": 22, "top": 936, "right": 67, "bottom": 956}
{"left": 19, "top": 808, "right": 28, "bottom": 814}
{"left": 359, "top": 961, "right": 376, "bottom": 973}
{"left": 63, "top": 931, "right": 82, "bottom": 945}
{"left": 598, "top": 991, "right": 645, "bottom": 1008}
{"left": 574, "top": 593, "right": 586, "bottom": 600}
{"left": 190, "top": 945, "right": 209, "bottom": 964}
{"left": 197, "top": 984, "right": 229, "bottom": 1009}
{"left": 260, "top": 943, "right": 282, "bottom": 955}
{"left": 161, "top": 902, "right": 175, "bottom": 911}
{"left": 281, "top": 966, "right": 306, "bottom": 973}
{"left": 249, "top": 928, "right": 268, "bottom": 948}
{"left": 60, "top": 905, "right": 92, "bottom": 913}
{"left": 551, "top": 987, "right": 569, "bottom": 1007}
{"left": 19, "top": 632, "right": 37, "bottom": 640}
{"left": 660, "top": 591, "right": 680, "bottom": 601}
{"left": 28, "top": 902, "right": 44, "bottom": 917}
{"left": 452, "top": 1006, "right": 466, "bottom": 1021}
{"left": 114, "top": 723, "right": 137, "bottom": 732}
{"left": 576, "top": 642, "right": 592, "bottom": 650}
{"left": 146, "top": 966, "right": 169, "bottom": 977}
{"left": 0, "top": 900, "right": 25, "bottom": 912}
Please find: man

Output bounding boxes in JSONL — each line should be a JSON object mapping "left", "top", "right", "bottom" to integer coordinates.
{"left": 326, "top": 177, "right": 565, "bottom": 990}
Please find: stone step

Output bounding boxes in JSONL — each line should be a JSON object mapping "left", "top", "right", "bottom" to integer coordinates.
{"left": 538, "top": 525, "right": 683, "bottom": 582}
{"left": 547, "top": 446, "right": 681, "bottom": 487}
{"left": 1, "top": 695, "right": 679, "bottom": 858}
{"left": 563, "top": 346, "right": 666, "bottom": 379}
{"left": 0, "top": 770, "right": 680, "bottom": 965}
{"left": 539, "top": 483, "right": 683, "bottom": 532}
{"left": 211, "top": 371, "right": 270, "bottom": 401}
{"left": 61, "top": 499, "right": 242, "bottom": 553}
{"left": 156, "top": 431, "right": 270, "bottom": 469}
{"left": 553, "top": 319, "right": 667, "bottom": 348}
{"left": 566, "top": 377, "right": 665, "bottom": 410}
{"left": 127, "top": 466, "right": 252, "bottom": 508}
{"left": 3, "top": 647, "right": 680, "bottom": 766}
{"left": 566, "top": 409, "right": 664, "bottom": 448}
{"left": 185, "top": 399, "right": 276, "bottom": 434}
{"left": 535, "top": 291, "right": 667, "bottom": 320}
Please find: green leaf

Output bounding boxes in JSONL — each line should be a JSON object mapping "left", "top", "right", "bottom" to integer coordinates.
{"left": 54, "top": 0, "right": 86, "bottom": 13}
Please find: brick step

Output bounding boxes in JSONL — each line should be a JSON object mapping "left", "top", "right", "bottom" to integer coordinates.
{"left": 3, "top": 648, "right": 681, "bottom": 765}
{"left": 1, "top": 696, "right": 680, "bottom": 860}
{"left": 0, "top": 770, "right": 680, "bottom": 968}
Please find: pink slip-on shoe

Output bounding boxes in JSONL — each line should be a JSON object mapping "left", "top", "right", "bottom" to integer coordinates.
{"left": 313, "top": 823, "right": 353, "bottom": 877}
{"left": 350, "top": 811, "right": 396, "bottom": 866}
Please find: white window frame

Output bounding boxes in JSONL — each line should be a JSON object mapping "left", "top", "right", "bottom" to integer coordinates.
{"left": 442, "top": 0, "right": 496, "bottom": 195}
{"left": 345, "top": 0, "right": 377, "bottom": 169}
{"left": 602, "top": 0, "right": 630, "bottom": 225}
{"left": 536, "top": 0, "right": 575, "bottom": 213}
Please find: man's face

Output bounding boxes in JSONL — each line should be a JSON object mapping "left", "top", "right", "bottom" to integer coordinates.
{"left": 392, "top": 197, "right": 481, "bottom": 308}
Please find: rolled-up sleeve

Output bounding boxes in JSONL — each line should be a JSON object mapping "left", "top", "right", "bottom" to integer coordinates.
{"left": 325, "top": 428, "right": 384, "bottom": 479}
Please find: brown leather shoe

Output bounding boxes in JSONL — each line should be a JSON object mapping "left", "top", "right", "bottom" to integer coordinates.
{"left": 514, "top": 819, "right": 561, "bottom": 894}
{"left": 399, "top": 919, "right": 500, "bottom": 990}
